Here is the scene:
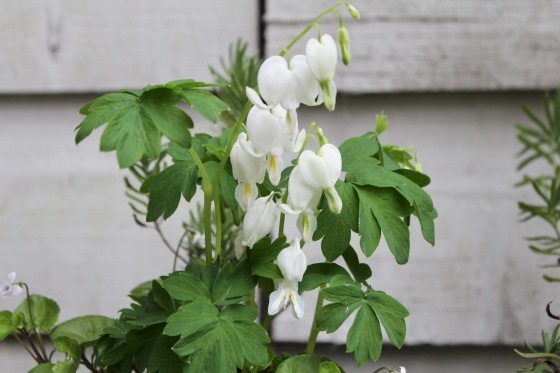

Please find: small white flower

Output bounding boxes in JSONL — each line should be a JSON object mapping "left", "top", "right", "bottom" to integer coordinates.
{"left": 306, "top": 34, "right": 338, "bottom": 111}
{"left": 1, "top": 272, "right": 22, "bottom": 298}
{"left": 401, "top": 367, "right": 406, "bottom": 373}
{"left": 268, "top": 239, "right": 307, "bottom": 319}
{"left": 240, "top": 193, "right": 278, "bottom": 250}
{"left": 231, "top": 133, "right": 267, "bottom": 210}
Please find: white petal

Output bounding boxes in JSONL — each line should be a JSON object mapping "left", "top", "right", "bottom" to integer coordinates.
{"left": 245, "top": 87, "right": 270, "bottom": 110}
{"left": 235, "top": 182, "right": 258, "bottom": 211}
{"left": 400, "top": 367, "right": 406, "bottom": 373}
{"left": 319, "top": 144, "right": 342, "bottom": 185}
{"left": 7, "top": 272, "right": 16, "bottom": 283}
{"left": 287, "top": 166, "right": 322, "bottom": 212}
{"left": 11, "top": 285, "right": 22, "bottom": 296}
{"left": 242, "top": 201, "right": 278, "bottom": 247}
{"left": 290, "top": 55, "right": 322, "bottom": 107}
{"left": 234, "top": 235, "right": 245, "bottom": 259}
{"left": 231, "top": 133, "right": 266, "bottom": 184}
{"left": 306, "top": 34, "right": 338, "bottom": 82}
{"left": 325, "top": 186, "right": 343, "bottom": 214}
{"left": 298, "top": 151, "right": 332, "bottom": 190}
{"left": 268, "top": 290, "right": 285, "bottom": 316}
{"left": 280, "top": 203, "right": 301, "bottom": 215}
{"left": 297, "top": 212, "right": 317, "bottom": 243}
{"left": 291, "top": 293, "right": 305, "bottom": 319}
{"left": 267, "top": 154, "right": 284, "bottom": 186}
{"left": 258, "top": 56, "right": 292, "bottom": 107}
{"left": 246, "top": 107, "right": 282, "bottom": 155}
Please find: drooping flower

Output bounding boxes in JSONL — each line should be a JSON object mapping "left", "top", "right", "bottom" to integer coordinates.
{"left": 247, "top": 54, "right": 322, "bottom": 111}
{"left": 268, "top": 239, "right": 307, "bottom": 319}
{"left": 1, "top": 272, "right": 22, "bottom": 298}
{"left": 238, "top": 193, "right": 278, "bottom": 257}
{"left": 306, "top": 34, "right": 338, "bottom": 111}
{"left": 230, "top": 133, "right": 266, "bottom": 210}
{"left": 281, "top": 166, "right": 322, "bottom": 242}
{"left": 297, "top": 143, "right": 342, "bottom": 214}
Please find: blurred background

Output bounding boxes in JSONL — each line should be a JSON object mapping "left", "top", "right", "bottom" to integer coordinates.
{"left": 1, "top": 1, "right": 560, "bottom": 371}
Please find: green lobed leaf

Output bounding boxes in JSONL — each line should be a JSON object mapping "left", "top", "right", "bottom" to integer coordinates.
{"left": 212, "top": 260, "right": 258, "bottom": 305}
{"left": 147, "top": 333, "right": 183, "bottom": 373}
{"left": 15, "top": 294, "right": 60, "bottom": 332}
{"left": 180, "top": 89, "right": 230, "bottom": 124}
{"left": 299, "top": 263, "right": 351, "bottom": 292}
{"left": 365, "top": 291, "right": 409, "bottom": 348}
{"left": 354, "top": 186, "right": 411, "bottom": 264}
{"left": 146, "top": 145, "right": 199, "bottom": 221}
{"left": 162, "top": 272, "right": 210, "bottom": 302}
{"left": 321, "top": 276, "right": 363, "bottom": 303}
{"left": 50, "top": 315, "right": 116, "bottom": 347}
{"left": 342, "top": 246, "right": 373, "bottom": 282}
{"left": 339, "top": 136, "right": 379, "bottom": 174}
{"left": 76, "top": 87, "right": 196, "bottom": 168}
{"left": 167, "top": 298, "right": 270, "bottom": 371}
{"left": 249, "top": 236, "right": 289, "bottom": 279}
{"left": 313, "top": 182, "right": 358, "bottom": 261}
{"left": 316, "top": 302, "right": 361, "bottom": 333}
{"left": 347, "top": 304, "right": 383, "bottom": 365}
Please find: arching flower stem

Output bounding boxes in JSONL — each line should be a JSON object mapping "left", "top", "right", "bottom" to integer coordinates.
{"left": 305, "top": 283, "right": 326, "bottom": 355}
{"left": 22, "top": 283, "right": 49, "bottom": 362}
{"left": 279, "top": 2, "right": 346, "bottom": 58}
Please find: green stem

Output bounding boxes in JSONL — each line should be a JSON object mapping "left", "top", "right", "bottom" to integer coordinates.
{"left": 249, "top": 289, "right": 256, "bottom": 308}
{"left": 278, "top": 191, "right": 289, "bottom": 237}
{"left": 172, "top": 230, "right": 189, "bottom": 271}
{"left": 189, "top": 148, "right": 215, "bottom": 265}
{"left": 305, "top": 285, "right": 325, "bottom": 355}
{"left": 262, "top": 313, "right": 273, "bottom": 334}
{"left": 210, "top": 101, "right": 252, "bottom": 193}
{"left": 22, "top": 284, "right": 48, "bottom": 361}
{"left": 214, "top": 196, "right": 222, "bottom": 259}
{"left": 13, "top": 333, "right": 41, "bottom": 364}
{"left": 279, "top": 2, "right": 344, "bottom": 57}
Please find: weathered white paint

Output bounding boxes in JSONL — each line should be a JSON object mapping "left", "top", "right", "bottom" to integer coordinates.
{"left": 0, "top": 0, "right": 258, "bottom": 93}
{"left": 265, "top": 0, "right": 560, "bottom": 92}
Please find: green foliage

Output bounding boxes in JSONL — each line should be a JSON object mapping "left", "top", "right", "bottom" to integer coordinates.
{"left": 516, "top": 324, "right": 560, "bottom": 372}
{"left": 516, "top": 89, "right": 560, "bottom": 278}
{"left": 315, "top": 134, "right": 436, "bottom": 264}
{"left": 50, "top": 315, "right": 116, "bottom": 347}
{"left": 75, "top": 81, "right": 229, "bottom": 168}
{"left": 248, "top": 236, "right": 290, "bottom": 280}
{"left": 275, "top": 354, "right": 342, "bottom": 373}
{"left": 209, "top": 39, "right": 260, "bottom": 127}
{"left": 15, "top": 294, "right": 60, "bottom": 332}
{"left": 0, "top": 310, "right": 15, "bottom": 341}
{"left": 317, "top": 276, "right": 409, "bottom": 365}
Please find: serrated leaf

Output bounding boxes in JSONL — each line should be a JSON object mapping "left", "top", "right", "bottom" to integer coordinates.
{"left": 78, "top": 88, "right": 195, "bottom": 168}
{"left": 15, "top": 294, "right": 60, "bottom": 332}
{"left": 162, "top": 272, "right": 210, "bottom": 302}
{"left": 50, "top": 316, "right": 116, "bottom": 347}
{"left": 233, "top": 320, "right": 271, "bottom": 366}
{"left": 164, "top": 299, "right": 218, "bottom": 338}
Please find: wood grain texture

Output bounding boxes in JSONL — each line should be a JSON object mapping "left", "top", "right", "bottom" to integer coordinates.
{"left": 0, "top": 0, "right": 258, "bottom": 93}
{"left": 265, "top": 0, "right": 560, "bottom": 92}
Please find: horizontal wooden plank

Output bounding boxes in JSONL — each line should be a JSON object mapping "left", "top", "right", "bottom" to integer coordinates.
{"left": 0, "top": 0, "right": 258, "bottom": 93}
{"left": 265, "top": 0, "right": 560, "bottom": 92}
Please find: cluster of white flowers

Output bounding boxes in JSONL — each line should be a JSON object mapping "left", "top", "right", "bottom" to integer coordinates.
{"left": 231, "top": 33, "right": 344, "bottom": 319}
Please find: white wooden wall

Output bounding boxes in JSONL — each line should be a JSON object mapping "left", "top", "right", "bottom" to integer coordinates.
{"left": 266, "top": 0, "right": 560, "bottom": 92}
{"left": 1, "top": 0, "right": 559, "bottom": 371}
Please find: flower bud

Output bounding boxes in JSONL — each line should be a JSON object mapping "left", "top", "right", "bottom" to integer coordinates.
{"left": 338, "top": 26, "right": 351, "bottom": 66}
{"left": 346, "top": 4, "right": 360, "bottom": 19}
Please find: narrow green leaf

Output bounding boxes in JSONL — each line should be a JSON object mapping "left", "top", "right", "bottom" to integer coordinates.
{"left": 317, "top": 302, "right": 361, "bottom": 333}
{"left": 164, "top": 299, "right": 218, "bottom": 338}
{"left": 342, "top": 246, "right": 373, "bottom": 282}
{"left": 180, "top": 89, "right": 229, "bottom": 124}
{"left": 365, "top": 291, "right": 409, "bottom": 348}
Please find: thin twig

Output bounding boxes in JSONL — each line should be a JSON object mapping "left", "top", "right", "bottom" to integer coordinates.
{"left": 153, "top": 220, "right": 188, "bottom": 265}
